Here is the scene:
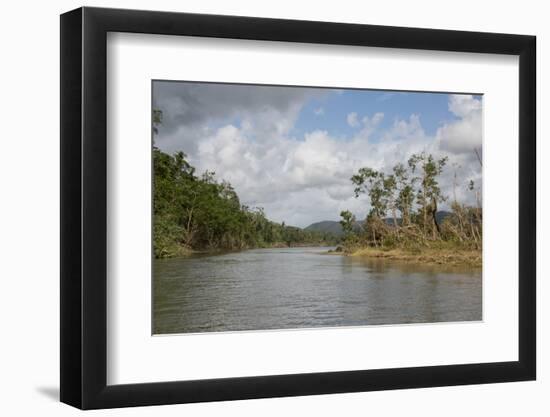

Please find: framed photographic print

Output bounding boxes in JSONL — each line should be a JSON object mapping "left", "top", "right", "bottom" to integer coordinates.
{"left": 60, "top": 7, "right": 536, "bottom": 409}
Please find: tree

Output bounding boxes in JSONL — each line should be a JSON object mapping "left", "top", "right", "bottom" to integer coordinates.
{"left": 408, "top": 152, "right": 448, "bottom": 238}
{"left": 153, "top": 109, "right": 163, "bottom": 135}
{"left": 351, "top": 167, "right": 387, "bottom": 219}
{"left": 339, "top": 210, "right": 356, "bottom": 237}
{"left": 393, "top": 162, "right": 415, "bottom": 226}
{"left": 382, "top": 174, "right": 398, "bottom": 227}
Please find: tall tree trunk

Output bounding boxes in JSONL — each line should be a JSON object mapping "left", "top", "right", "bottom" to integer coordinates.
{"left": 431, "top": 197, "right": 441, "bottom": 238}
{"left": 422, "top": 186, "right": 427, "bottom": 236}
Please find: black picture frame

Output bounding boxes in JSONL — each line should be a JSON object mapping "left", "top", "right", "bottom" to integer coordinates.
{"left": 60, "top": 6, "right": 536, "bottom": 410}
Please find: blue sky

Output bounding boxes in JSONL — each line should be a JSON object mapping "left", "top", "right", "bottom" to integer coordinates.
{"left": 153, "top": 82, "right": 483, "bottom": 227}
{"left": 176, "top": 87, "right": 478, "bottom": 143}
{"left": 291, "top": 90, "right": 480, "bottom": 142}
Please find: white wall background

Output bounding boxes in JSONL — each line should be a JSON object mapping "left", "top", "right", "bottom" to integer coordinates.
{"left": 0, "top": 0, "right": 545, "bottom": 415}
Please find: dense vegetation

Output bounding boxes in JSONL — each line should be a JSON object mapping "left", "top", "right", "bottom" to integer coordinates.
{"left": 153, "top": 110, "right": 337, "bottom": 258}
{"left": 154, "top": 148, "right": 335, "bottom": 258}
{"left": 339, "top": 152, "right": 482, "bottom": 262}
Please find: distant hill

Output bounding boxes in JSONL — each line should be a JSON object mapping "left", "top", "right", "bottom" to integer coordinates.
{"left": 304, "top": 211, "right": 452, "bottom": 236}
{"left": 304, "top": 220, "right": 363, "bottom": 237}
{"left": 435, "top": 210, "right": 452, "bottom": 224}
{"left": 380, "top": 211, "right": 451, "bottom": 226}
{"left": 304, "top": 220, "right": 345, "bottom": 237}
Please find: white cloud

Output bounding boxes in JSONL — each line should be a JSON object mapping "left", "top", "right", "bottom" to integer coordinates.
{"left": 367, "top": 112, "right": 385, "bottom": 126}
{"left": 190, "top": 115, "right": 436, "bottom": 226}
{"left": 448, "top": 94, "right": 482, "bottom": 118}
{"left": 314, "top": 107, "right": 324, "bottom": 116}
{"left": 347, "top": 112, "right": 359, "bottom": 127}
{"left": 381, "top": 114, "right": 423, "bottom": 142}
{"left": 153, "top": 81, "right": 326, "bottom": 152}
{"left": 357, "top": 112, "right": 385, "bottom": 139}
{"left": 437, "top": 95, "right": 482, "bottom": 155}
{"left": 347, "top": 111, "right": 384, "bottom": 141}
{"left": 157, "top": 88, "right": 482, "bottom": 227}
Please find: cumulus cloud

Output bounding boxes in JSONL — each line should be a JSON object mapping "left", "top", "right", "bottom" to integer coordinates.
{"left": 347, "top": 112, "right": 359, "bottom": 127}
{"left": 184, "top": 115, "right": 438, "bottom": 226}
{"left": 437, "top": 95, "right": 482, "bottom": 155}
{"left": 358, "top": 112, "right": 385, "bottom": 139}
{"left": 448, "top": 94, "right": 482, "bottom": 118}
{"left": 154, "top": 83, "right": 482, "bottom": 227}
{"left": 153, "top": 81, "right": 325, "bottom": 152}
{"left": 347, "top": 111, "right": 384, "bottom": 141}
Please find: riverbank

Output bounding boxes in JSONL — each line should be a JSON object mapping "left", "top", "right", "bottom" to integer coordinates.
{"left": 352, "top": 247, "right": 481, "bottom": 267}
{"left": 328, "top": 246, "right": 481, "bottom": 267}
{"left": 156, "top": 241, "right": 337, "bottom": 259}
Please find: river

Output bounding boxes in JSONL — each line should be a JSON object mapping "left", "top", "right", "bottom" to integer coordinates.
{"left": 153, "top": 246, "right": 482, "bottom": 334}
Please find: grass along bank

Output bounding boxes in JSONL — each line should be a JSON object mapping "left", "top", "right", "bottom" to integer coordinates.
{"left": 346, "top": 246, "right": 481, "bottom": 267}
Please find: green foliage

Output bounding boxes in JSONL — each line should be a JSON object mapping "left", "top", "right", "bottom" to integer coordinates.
{"left": 393, "top": 162, "right": 415, "bottom": 225}
{"left": 345, "top": 152, "right": 481, "bottom": 250}
{"left": 152, "top": 109, "right": 163, "bottom": 135}
{"left": 351, "top": 167, "right": 387, "bottom": 218}
{"left": 339, "top": 210, "right": 356, "bottom": 237}
{"left": 153, "top": 147, "right": 336, "bottom": 258}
